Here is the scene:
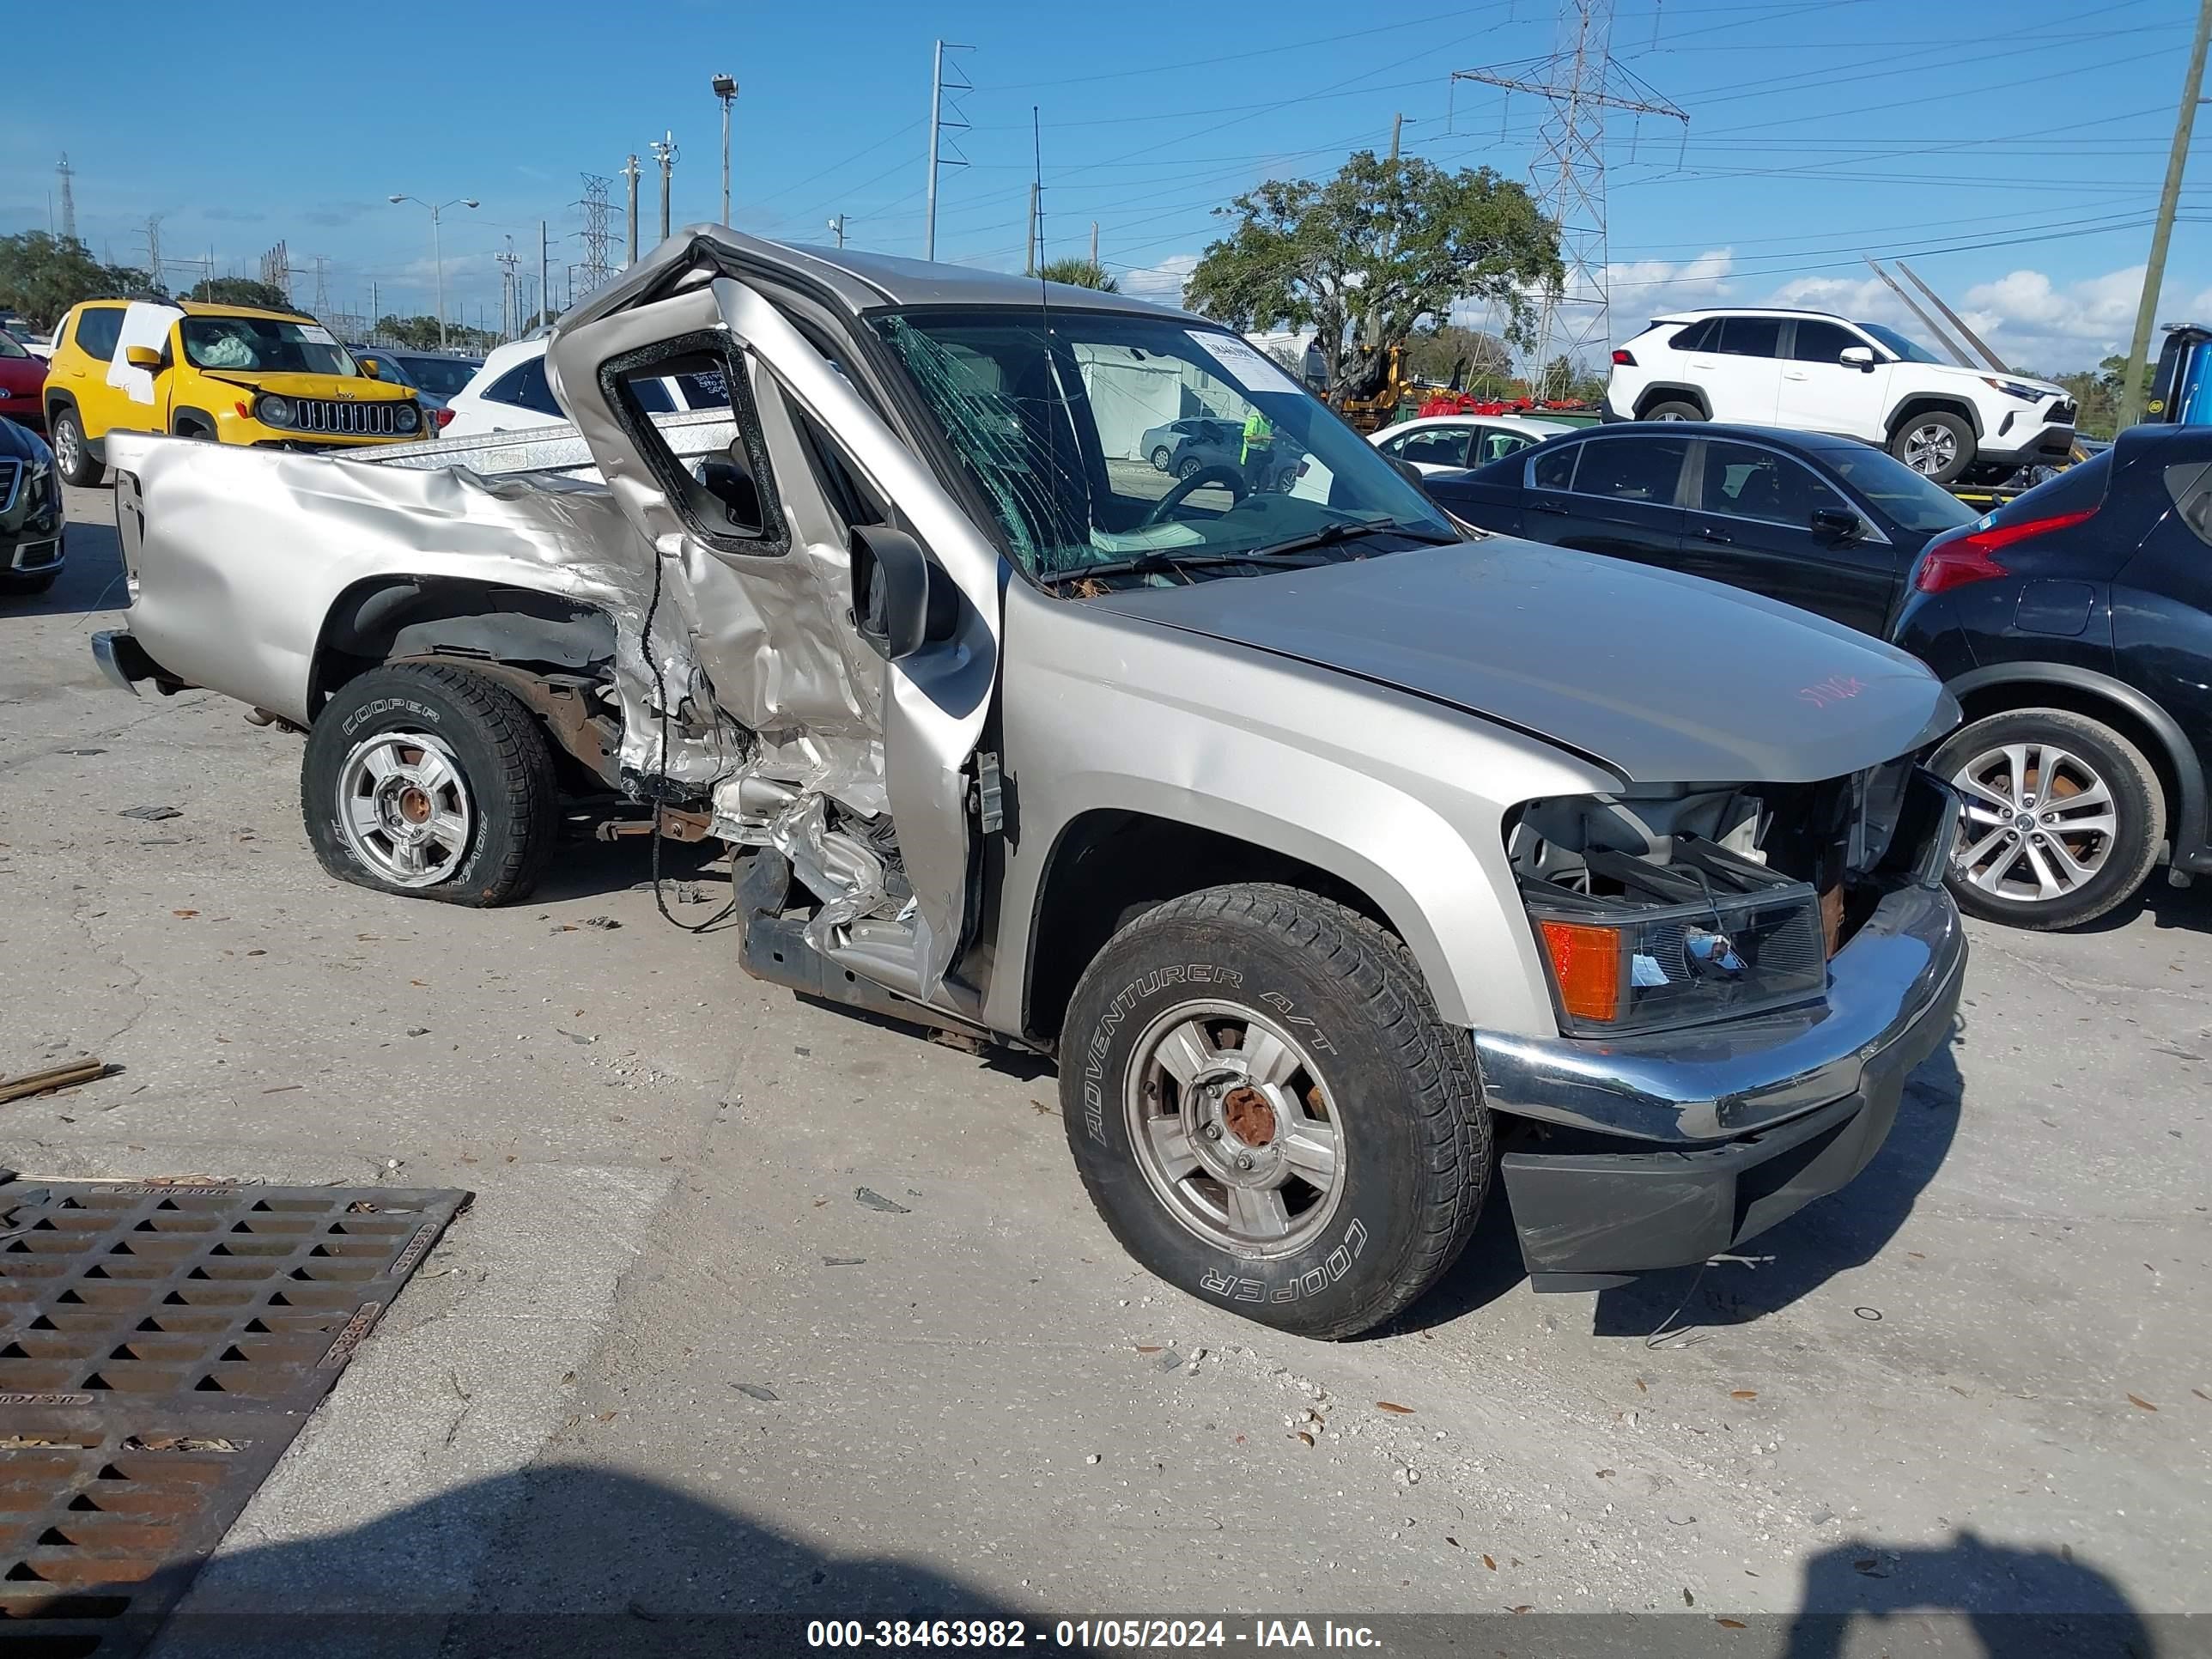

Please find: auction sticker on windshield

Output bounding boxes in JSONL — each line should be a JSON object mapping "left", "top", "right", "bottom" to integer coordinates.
{"left": 1188, "top": 330, "right": 1302, "bottom": 396}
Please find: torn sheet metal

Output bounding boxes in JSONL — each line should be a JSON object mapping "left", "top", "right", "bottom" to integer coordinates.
{"left": 106, "top": 429, "right": 730, "bottom": 794}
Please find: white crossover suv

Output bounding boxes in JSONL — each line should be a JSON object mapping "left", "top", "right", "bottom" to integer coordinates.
{"left": 1603, "top": 307, "right": 2075, "bottom": 486}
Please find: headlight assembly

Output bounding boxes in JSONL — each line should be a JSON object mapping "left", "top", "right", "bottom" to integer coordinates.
{"left": 394, "top": 403, "right": 421, "bottom": 434}
{"left": 1522, "top": 839, "right": 1827, "bottom": 1036}
{"left": 1980, "top": 378, "right": 2048, "bottom": 404}
{"left": 257, "top": 394, "right": 295, "bottom": 428}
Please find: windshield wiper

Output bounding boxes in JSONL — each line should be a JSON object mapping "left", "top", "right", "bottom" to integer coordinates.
{"left": 1245, "top": 520, "right": 1461, "bottom": 560}
{"left": 1036, "top": 548, "right": 1322, "bottom": 587}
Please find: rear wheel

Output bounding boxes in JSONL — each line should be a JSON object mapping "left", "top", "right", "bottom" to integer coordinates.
{"left": 301, "top": 663, "right": 558, "bottom": 907}
{"left": 1175, "top": 455, "right": 1204, "bottom": 480}
{"left": 1149, "top": 445, "right": 1173, "bottom": 471}
{"left": 1641, "top": 399, "right": 1703, "bottom": 422}
{"left": 49, "top": 409, "right": 101, "bottom": 486}
{"left": 1891, "top": 410, "right": 1974, "bottom": 486}
{"left": 1059, "top": 884, "right": 1490, "bottom": 1340}
{"left": 1930, "top": 707, "right": 2163, "bottom": 929}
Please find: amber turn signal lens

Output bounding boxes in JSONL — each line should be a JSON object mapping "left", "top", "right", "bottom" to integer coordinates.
{"left": 1539, "top": 918, "right": 1622, "bottom": 1024}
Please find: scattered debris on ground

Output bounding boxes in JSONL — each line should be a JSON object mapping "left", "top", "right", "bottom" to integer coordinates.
{"left": 0, "top": 1057, "right": 115, "bottom": 1103}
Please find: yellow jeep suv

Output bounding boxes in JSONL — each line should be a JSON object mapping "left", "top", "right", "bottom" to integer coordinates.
{"left": 43, "top": 299, "right": 423, "bottom": 484}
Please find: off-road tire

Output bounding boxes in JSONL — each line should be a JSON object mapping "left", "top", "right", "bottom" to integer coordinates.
{"left": 1890, "top": 408, "right": 1975, "bottom": 486}
{"left": 1641, "top": 398, "right": 1704, "bottom": 422}
{"left": 301, "top": 663, "right": 558, "bottom": 907}
{"left": 1059, "top": 883, "right": 1491, "bottom": 1340}
{"left": 1929, "top": 706, "right": 2164, "bottom": 930}
{"left": 50, "top": 409, "right": 101, "bottom": 487}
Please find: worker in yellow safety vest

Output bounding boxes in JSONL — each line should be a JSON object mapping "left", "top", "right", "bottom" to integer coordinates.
{"left": 1239, "top": 408, "right": 1275, "bottom": 489}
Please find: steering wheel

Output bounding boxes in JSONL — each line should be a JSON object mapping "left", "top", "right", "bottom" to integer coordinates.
{"left": 1142, "top": 462, "right": 1249, "bottom": 527}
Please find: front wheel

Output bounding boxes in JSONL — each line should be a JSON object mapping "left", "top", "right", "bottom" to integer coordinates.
{"left": 301, "top": 663, "right": 558, "bottom": 906}
{"left": 50, "top": 409, "right": 101, "bottom": 486}
{"left": 1930, "top": 707, "right": 2164, "bottom": 929}
{"left": 1891, "top": 410, "right": 1974, "bottom": 486}
{"left": 1059, "top": 884, "right": 1491, "bottom": 1340}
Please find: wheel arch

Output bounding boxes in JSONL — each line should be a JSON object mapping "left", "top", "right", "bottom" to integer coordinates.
{"left": 310, "top": 575, "right": 624, "bottom": 787}
{"left": 169, "top": 405, "right": 220, "bottom": 439}
{"left": 1632, "top": 384, "right": 1711, "bottom": 419}
{"left": 1018, "top": 805, "right": 1495, "bottom": 1047}
{"left": 1887, "top": 395, "right": 1982, "bottom": 441}
{"left": 1946, "top": 663, "right": 2206, "bottom": 865}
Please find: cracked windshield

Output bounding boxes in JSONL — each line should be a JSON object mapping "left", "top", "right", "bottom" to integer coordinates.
{"left": 872, "top": 310, "right": 1457, "bottom": 586}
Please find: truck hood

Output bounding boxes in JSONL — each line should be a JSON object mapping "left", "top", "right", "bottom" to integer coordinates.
{"left": 1089, "top": 539, "right": 1956, "bottom": 784}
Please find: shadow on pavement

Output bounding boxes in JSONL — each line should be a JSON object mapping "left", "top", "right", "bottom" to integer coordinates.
{"left": 2067, "top": 873, "right": 2212, "bottom": 936}
{"left": 136, "top": 1464, "right": 1029, "bottom": 1659}
{"left": 12, "top": 497, "right": 127, "bottom": 623}
{"left": 1784, "top": 1529, "right": 2164, "bottom": 1658}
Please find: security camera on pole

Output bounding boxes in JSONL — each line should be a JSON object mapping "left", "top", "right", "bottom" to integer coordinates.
{"left": 712, "top": 74, "right": 738, "bottom": 227}
{"left": 651, "top": 132, "right": 679, "bottom": 245}
{"left": 386, "top": 193, "right": 479, "bottom": 350}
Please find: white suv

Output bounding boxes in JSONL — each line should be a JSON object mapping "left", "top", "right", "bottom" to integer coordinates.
{"left": 1603, "top": 307, "right": 2075, "bottom": 486}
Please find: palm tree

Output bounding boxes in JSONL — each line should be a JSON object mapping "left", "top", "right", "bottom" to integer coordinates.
{"left": 1038, "top": 258, "right": 1118, "bottom": 292}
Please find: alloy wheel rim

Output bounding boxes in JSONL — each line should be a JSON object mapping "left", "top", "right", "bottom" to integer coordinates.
{"left": 1949, "top": 741, "right": 2117, "bottom": 902}
{"left": 1904, "top": 422, "right": 1960, "bottom": 475}
{"left": 1124, "top": 1000, "right": 1345, "bottom": 1258}
{"left": 336, "top": 730, "right": 473, "bottom": 888}
{"left": 53, "top": 419, "right": 78, "bottom": 473}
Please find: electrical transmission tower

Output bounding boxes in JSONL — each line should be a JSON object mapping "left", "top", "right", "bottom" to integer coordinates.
{"left": 141, "top": 215, "right": 165, "bottom": 292}
{"left": 577, "top": 173, "right": 613, "bottom": 295}
{"left": 922, "top": 40, "right": 973, "bottom": 259}
{"left": 259, "top": 240, "right": 293, "bottom": 302}
{"left": 311, "top": 255, "right": 332, "bottom": 319}
{"left": 56, "top": 155, "right": 77, "bottom": 241}
{"left": 1453, "top": 0, "right": 1686, "bottom": 395}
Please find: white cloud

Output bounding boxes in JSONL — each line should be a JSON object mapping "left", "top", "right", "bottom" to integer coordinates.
{"left": 1594, "top": 247, "right": 1737, "bottom": 315}
{"left": 1120, "top": 252, "right": 1199, "bottom": 307}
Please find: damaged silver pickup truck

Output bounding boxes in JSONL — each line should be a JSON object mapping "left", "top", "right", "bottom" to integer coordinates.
{"left": 92, "top": 228, "right": 1967, "bottom": 1338}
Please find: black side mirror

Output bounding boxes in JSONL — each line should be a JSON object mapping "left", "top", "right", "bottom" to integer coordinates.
{"left": 851, "top": 526, "right": 959, "bottom": 662}
{"left": 1811, "top": 506, "right": 1862, "bottom": 542}
{"left": 1389, "top": 457, "right": 1430, "bottom": 492}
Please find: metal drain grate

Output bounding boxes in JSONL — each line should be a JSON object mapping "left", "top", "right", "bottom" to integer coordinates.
{"left": 0, "top": 1181, "right": 469, "bottom": 1657}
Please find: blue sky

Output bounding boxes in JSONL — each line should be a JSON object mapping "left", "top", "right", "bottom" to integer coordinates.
{"left": 3, "top": 0, "right": 2203, "bottom": 368}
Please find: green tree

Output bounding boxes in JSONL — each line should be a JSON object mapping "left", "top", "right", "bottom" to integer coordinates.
{"left": 183, "top": 276, "right": 295, "bottom": 311}
{"left": 1038, "top": 257, "right": 1119, "bottom": 292}
{"left": 1402, "top": 322, "right": 1513, "bottom": 391}
{"left": 1184, "top": 151, "right": 1561, "bottom": 404}
{"left": 2032, "top": 354, "right": 2155, "bottom": 442}
{"left": 0, "top": 232, "right": 153, "bottom": 329}
{"left": 375, "top": 314, "right": 500, "bottom": 355}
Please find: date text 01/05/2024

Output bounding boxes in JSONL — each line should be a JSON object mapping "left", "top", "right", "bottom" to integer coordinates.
{"left": 805, "top": 1620, "right": 1383, "bottom": 1650}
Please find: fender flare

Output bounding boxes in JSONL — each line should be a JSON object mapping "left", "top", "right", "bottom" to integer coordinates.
{"left": 1886, "top": 394, "right": 1983, "bottom": 441}
{"left": 1945, "top": 662, "right": 2207, "bottom": 860}
{"left": 1633, "top": 383, "right": 1711, "bottom": 419}
{"left": 169, "top": 405, "right": 222, "bottom": 439}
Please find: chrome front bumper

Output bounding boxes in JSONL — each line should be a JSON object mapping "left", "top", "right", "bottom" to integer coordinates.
{"left": 1475, "top": 876, "right": 1967, "bottom": 1286}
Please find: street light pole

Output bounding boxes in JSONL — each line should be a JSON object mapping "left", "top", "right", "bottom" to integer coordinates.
{"left": 713, "top": 74, "right": 738, "bottom": 227}
{"left": 387, "top": 193, "right": 478, "bottom": 350}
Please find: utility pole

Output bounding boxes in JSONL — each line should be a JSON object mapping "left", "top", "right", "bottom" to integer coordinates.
{"left": 496, "top": 237, "right": 520, "bottom": 339}
{"left": 1861, "top": 257, "right": 1973, "bottom": 368}
{"left": 923, "top": 40, "right": 973, "bottom": 260}
{"left": 651, "top": 131, "right": 678, "bottom": 244}
{"left": 1455, "top": 2, "right": 1686, "bottom": 394}
{"left": 1024, "top": 180, "right": 1039, "bottom": 277}
{"left": 370, "top": 282, "right": 380, "bottom": 343}
{"left": 1389, "top": 112, "right": 1404, "bottom": 162}
{"left": 538, "top": 219, "right": 550, "bottom": 328}
{"left": 712, "top": 73, "right": 738, "bottom": 226}
{"left": 827, "top": 214, "right": 847, "bottom": 249}
{"left": 622, "top": 154, "right": 641, "bottom": 265}
{"left": 2119, "top": 0, "right": 2211, "bottom": 428}
{"left": 56, "top": 154, "right": 76, "bottom": 242}
{"left": 1090, "top": 221, "right": 1099, "bottom": 270}
{"left": 1897, "top": 259, "right": 2008, "bottom": 373}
